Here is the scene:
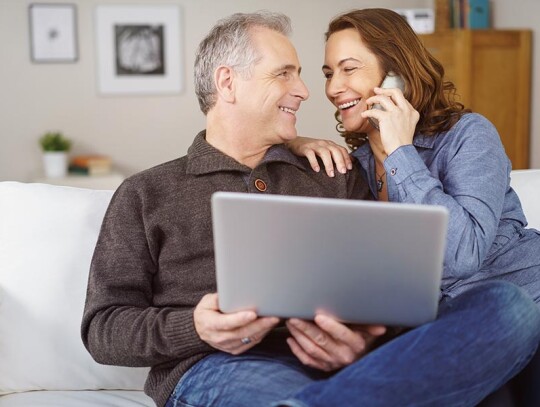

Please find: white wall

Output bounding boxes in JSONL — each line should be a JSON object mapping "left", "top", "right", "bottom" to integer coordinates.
{"left": 0, "top": 0, "right": 537, "bottom": 182}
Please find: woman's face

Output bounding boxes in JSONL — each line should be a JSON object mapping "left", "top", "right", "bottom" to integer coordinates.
{"left": 323, "top": 28, "right": 384, "bottom": 133}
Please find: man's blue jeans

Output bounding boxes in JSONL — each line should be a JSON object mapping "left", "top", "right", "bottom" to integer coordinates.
{"left": 165, "top": 281, "right": 540, "bottom": 407}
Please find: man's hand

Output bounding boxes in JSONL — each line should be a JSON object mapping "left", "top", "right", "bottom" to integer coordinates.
{"left": 194, "top": 293, "right": 280, "bottom": 355}
{"left": 286, "top": 314, "right": 386, "bottom": 371}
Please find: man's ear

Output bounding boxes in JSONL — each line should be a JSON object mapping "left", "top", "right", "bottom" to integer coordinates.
{"left": 214, "top": 66, "right": 235, "bottom": 104}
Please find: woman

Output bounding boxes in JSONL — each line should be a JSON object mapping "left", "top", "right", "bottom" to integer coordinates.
{"left": 289, "top": 8, "right": 540, "bottom": 405}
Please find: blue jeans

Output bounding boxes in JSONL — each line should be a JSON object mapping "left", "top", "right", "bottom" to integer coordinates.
{"left": 166, "top": 281, "right": 540, "bottom": 407}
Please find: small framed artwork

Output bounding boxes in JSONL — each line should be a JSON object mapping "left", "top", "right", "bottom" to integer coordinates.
{"left": 29, "top": 3, "right": 78, "bottom": 63}
{"left": 95, "top": 5, "right": 182, "bottom": 95}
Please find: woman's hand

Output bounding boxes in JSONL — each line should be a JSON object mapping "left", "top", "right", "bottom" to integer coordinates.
{"left": 362, "top": 87, "right": 419, "bottom": 156}
{"left": 194, "top": 293, "right": 280, "bottom": 355}
{"left": 286, "top": 315, "right": 386, "bottom": 371}
{"left": 287, "top": 137, "right": 353, "bottom": 177}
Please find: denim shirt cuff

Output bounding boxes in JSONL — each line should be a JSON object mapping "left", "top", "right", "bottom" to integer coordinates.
{"left": 384, "top": 144, "right": 426, "bottom": 185}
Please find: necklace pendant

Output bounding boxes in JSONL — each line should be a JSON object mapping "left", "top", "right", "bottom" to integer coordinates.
{"left": 377, "top": 179, "right": 384, "bottom": 192}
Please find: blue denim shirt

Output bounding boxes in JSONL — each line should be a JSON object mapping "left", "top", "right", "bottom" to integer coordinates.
{"left": 352, "top": 113, "right": 530, "bottom": 289}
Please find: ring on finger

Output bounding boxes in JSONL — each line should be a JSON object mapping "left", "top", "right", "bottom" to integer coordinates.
{"left": 241, "top": 336, "right": 252, "bottom": 345}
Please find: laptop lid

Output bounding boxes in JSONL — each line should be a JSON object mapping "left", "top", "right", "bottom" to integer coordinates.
{"left": 212, "top": 192, "right": 448, "bottom": 326}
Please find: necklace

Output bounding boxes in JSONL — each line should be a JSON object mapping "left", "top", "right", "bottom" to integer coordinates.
{"left": 376, "top": 170, "right": 386, "bottom": 192}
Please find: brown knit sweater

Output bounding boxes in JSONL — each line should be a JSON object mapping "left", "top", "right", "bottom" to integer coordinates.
{"left": 81, "top": 131, "right": 371, "bottom": 406}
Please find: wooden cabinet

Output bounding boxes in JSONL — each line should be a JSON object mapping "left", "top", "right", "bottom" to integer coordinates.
{"left": 419, "top": 30, "right": 532, "bottom": 169}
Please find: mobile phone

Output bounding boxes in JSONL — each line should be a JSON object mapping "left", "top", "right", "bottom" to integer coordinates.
{"left": 368, "top": 72, "right": 405, "bottom": 130}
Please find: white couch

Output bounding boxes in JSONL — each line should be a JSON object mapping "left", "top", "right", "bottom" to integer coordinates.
{"left": 1, "top": 169, "right": 539, "bottom": 406}
{"left": 0, "top": 183, "right": 151, "bottom": 406}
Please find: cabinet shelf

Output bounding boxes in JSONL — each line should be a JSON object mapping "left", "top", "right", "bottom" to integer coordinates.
{"left": 419, "top": 29, "right": 532, "bottom": 169}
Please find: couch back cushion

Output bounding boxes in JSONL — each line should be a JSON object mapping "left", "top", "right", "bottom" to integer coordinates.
{"left": 0, "top": 182, "right": 148, "bottom": 395}
{"left": 510, "top": 169, "right": 540, "bottom": 230}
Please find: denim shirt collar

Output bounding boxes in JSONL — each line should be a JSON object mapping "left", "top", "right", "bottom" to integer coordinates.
{"left": 352, "top": 133, "right": 437, "bottom": 199}
{"left": 353, "top": 133, "right": 436, "bottom": 170}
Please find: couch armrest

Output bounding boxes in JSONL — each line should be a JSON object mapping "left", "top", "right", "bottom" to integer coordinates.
{"left": 0, "top": 182, "right": 149, "bottom": 395}
{"left": 510, "top": 169, "right": 540, "bottom": 230}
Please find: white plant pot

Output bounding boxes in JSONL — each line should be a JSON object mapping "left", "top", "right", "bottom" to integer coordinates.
{"left": 43, "top": 152, "right": 68, "bottom": 178}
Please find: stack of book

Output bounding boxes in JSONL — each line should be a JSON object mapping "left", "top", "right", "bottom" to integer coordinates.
{"left": 444, "top": 0, "right": 490, "bottom": 29}
{"left": 69, "top": 155, "right": 112, "bottom": 176}
{"left": 435, "top": 0, "right": 451, "bottom": 31}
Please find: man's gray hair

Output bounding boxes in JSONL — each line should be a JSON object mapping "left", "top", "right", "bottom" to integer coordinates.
{"left": 194, "top": 11, "right": 292, "bottom": 115}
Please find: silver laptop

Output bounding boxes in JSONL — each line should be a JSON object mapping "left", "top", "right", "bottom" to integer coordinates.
{"left": 212, "top": 192, "right": 448, "bottom": 326}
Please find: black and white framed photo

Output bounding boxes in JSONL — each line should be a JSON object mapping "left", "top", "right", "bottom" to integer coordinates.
{"left": 95, "top": 5, "right": 182, "bottom": 95}
{"left": 29, "top": 3, "right": 78, "bottom": 63}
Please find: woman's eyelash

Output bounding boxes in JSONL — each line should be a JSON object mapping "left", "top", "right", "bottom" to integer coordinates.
{"left": 323, "top": 67, "right": 357, "bottom": 78}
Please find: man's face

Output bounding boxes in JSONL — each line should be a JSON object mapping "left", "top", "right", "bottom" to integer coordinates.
{"left": 235, "top": 27, "right": 309, "bottom": 146}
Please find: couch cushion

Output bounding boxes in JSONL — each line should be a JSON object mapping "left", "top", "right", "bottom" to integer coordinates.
{"left": 0, "top": 182, "right": 149, "bottom": 395}
{"left": 0, "top": 390, "right": 153, "bottom": 406}
{"left": 510, "top": 169, "right": 540, "bottom": 230}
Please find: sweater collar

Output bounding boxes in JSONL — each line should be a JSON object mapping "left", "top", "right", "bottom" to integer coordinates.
{"left": 353, "top": 132, "right": 437, "bottom": 162}
{"left": 186, "top": 131, "right": 308, "bottom": 175}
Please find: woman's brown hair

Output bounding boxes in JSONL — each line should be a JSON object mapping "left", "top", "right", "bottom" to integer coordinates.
{"left": 326, "top": 8, "right": 470, "bottom": 149}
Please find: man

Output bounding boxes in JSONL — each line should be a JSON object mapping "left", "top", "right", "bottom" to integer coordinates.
{"left": 82, "top": 11, "right": 540, "bottom": 407}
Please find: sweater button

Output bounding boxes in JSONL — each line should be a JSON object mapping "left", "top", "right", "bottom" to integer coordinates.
{"left": 254, "top": 179, "right": 267, "bottom": 192}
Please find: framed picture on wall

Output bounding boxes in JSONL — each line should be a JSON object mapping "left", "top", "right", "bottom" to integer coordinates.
{"left": 29, "top": 3, "right": 78, "bottom": 63}
{"left": 95, "top": 5, "right": 182, "bottom": 95}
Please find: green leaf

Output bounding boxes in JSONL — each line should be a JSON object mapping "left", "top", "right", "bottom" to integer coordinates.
{"left": 39, "top": 132, "right": 72, "bottom": 152}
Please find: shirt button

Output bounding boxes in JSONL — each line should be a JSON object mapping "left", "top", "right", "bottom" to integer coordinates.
{"left": 390, "top": 168, "right": 397, "bottom": 176}
{"left": 254, "top": 179, "right": 267, "bottom": 192}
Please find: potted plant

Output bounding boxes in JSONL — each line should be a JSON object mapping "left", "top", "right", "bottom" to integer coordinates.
{"left": 39, "top": 132, "right": 72, "bottom": 178}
